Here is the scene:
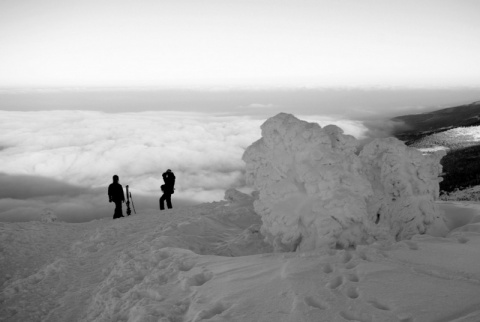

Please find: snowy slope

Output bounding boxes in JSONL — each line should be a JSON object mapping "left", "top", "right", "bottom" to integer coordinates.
{"left": 1, "top": 193, "right": 480, "bottom": 322}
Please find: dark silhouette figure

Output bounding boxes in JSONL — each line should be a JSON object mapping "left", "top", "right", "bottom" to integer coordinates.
{"left": 160, "top": 169, "right": 175, "bottom": 210}
{"left": 108, "top": 175, "right": 125, "bottom": 219}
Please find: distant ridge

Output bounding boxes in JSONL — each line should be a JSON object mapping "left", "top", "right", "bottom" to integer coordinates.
{"left": 393, "top": 101, "right": 480, "bottom": 142}
{"left": 392, "top": 101, "right": 480, "bottom": 193}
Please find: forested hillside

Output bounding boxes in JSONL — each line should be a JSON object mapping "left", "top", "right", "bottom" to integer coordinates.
{"left": 392, "top": 102, "right": 480, "bottom": 192}
{"left": 392, "top": 101, "right": 480, "bottom": 143}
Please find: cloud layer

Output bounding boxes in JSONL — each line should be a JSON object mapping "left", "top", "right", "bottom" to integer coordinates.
{"left": 0, "top": 110, "right": 368, "bottom": 222}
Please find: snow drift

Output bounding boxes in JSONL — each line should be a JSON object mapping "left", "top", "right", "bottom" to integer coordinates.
{"left": 243, "top": 113, "right": 447, "bottom": 251}
{"left": 3, "top": 201, "right": 480, "bottom": 322}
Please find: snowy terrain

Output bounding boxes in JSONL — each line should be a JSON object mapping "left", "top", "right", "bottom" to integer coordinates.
{"left": 1, "top": 191, "right": 480, "bottom": 322}
{"left": 413, "top": 125, "right": 480, "bottom": 152}
{"left": 441, "top": 125, "right": 480, "bottom": 142}
{"left": 2, "top": 113, "right": 480, "bottom": 322}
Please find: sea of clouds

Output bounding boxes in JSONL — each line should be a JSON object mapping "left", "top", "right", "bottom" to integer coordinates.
{"left": 0, "top": 110, "right": 370, "bottom": 222}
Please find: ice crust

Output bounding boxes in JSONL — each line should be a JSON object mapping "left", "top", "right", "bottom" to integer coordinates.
{"left": 243, "top": 113, "right": 447, "bottom": 251}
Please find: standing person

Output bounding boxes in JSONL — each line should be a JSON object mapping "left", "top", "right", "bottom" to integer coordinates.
{"left": 160, "top": 169, "right": 175, "bottom": 211}
{"left": 108, "top": 175, "right": 125, "bottom": 219}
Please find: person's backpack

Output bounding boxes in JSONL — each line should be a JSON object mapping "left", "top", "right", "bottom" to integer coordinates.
{"left": 161, "top": 184, "right": 174, "bottom": 194}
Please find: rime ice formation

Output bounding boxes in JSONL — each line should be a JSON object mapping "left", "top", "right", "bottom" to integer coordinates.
{"left": 360, "top": 137, "right": 446, "bottom": 241}
{"left": 243, "top": 113, "right": 447, "bottom": 251}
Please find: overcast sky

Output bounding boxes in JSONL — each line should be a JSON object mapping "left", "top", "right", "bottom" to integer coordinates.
{"left": 1, "top": 0, "right": 479, "bottom": 88}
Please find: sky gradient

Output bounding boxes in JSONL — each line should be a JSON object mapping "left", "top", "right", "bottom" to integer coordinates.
{"left": 1, "top": 0, "right": 480, "bottom": 88}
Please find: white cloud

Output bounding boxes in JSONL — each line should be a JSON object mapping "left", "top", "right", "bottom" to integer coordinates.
{"left": 299, "top": 115, "right": 369, "bottom": 139}
{"left": 0, "top": 111, "right": 262, "bottom": 203}
{"left": 0, "top": 110, "right": 370, "bottom": 221}
{"left": 362, "top": 119, "right": 410, "bottom": 138}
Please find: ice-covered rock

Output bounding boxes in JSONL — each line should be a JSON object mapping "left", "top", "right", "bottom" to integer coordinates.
{"left": 360, "top": 137, "right": 447, "bottom": 241}
{"left": 243, "top": 113, "right": 447, "bottom": 251}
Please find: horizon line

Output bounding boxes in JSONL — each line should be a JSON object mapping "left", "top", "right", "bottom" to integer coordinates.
{"left": 2, "top": 85, "right": 480, "bottom": 94}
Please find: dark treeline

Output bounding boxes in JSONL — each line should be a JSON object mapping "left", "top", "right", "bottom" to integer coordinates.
{"left": 440, "top": 145, "right": 480, "bottom": 192}
{"left": 392, "top": 101, "right": 480, "bottom": 194}
{"left": 395, "top": 125, "right": 480, "bottom": 193}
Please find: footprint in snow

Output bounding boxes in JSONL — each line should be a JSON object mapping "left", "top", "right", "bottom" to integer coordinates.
{"left": 345, "top": 286, "right": 359, "bottom": 299}
{"left": 328, "top": 275, "right": 343, "bottom": 290}
{"left": 342, "top": 251, "right": 353, "bottom": 264}
{"left": 368, "top": 299, "right": 391, "bottom": 311}
{"left": 193, "top": 302, "right": 229, "bottom": 322}
{"left": 345, "top": 262, "right": 357, "bottom": 270}
{"left": 304, "top": 296, "right": 328, "bottom": 310}
{"left": 457, "top": 236, "right": 469, "bottom": 244}
{"left": 183, "top": 271, "right": 213, "bottom": 289}
{"left": 323, "top": 263, "right": 334, "bottom": 274}
{"left": 338, "top": 310, "right": 368, "bottom": 322}
{"left": 178, "top": 261, "right": 195, "bottom": 272}
{"left": 345, "top": 273, "right": 359, "bottom": 283}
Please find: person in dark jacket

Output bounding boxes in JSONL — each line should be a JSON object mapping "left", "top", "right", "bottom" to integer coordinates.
{"left": 108, "top": 175, "right": 125, "bottom": 219}
{"left": 160, "top": 169, "right": 175, "bottom": 211}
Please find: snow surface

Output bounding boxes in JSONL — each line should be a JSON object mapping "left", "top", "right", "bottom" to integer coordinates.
{"left": 443, "top": 125, "right": 480, "bottom": 141}
{"left": 1, "top": 191, "right": 480, "bottom": 322}
{"left": 2, "top": 114, "right": 480, "bottom": 322}
{"left": 418, "top": 146, "right": 450, "bottom": 153}
{"left": 243, "top": 113, "right": 447, "bottom": 251}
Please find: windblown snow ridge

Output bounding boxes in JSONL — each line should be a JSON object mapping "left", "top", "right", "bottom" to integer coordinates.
{"left": 243, "top": 113, "right": 447, "bottom": 251}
